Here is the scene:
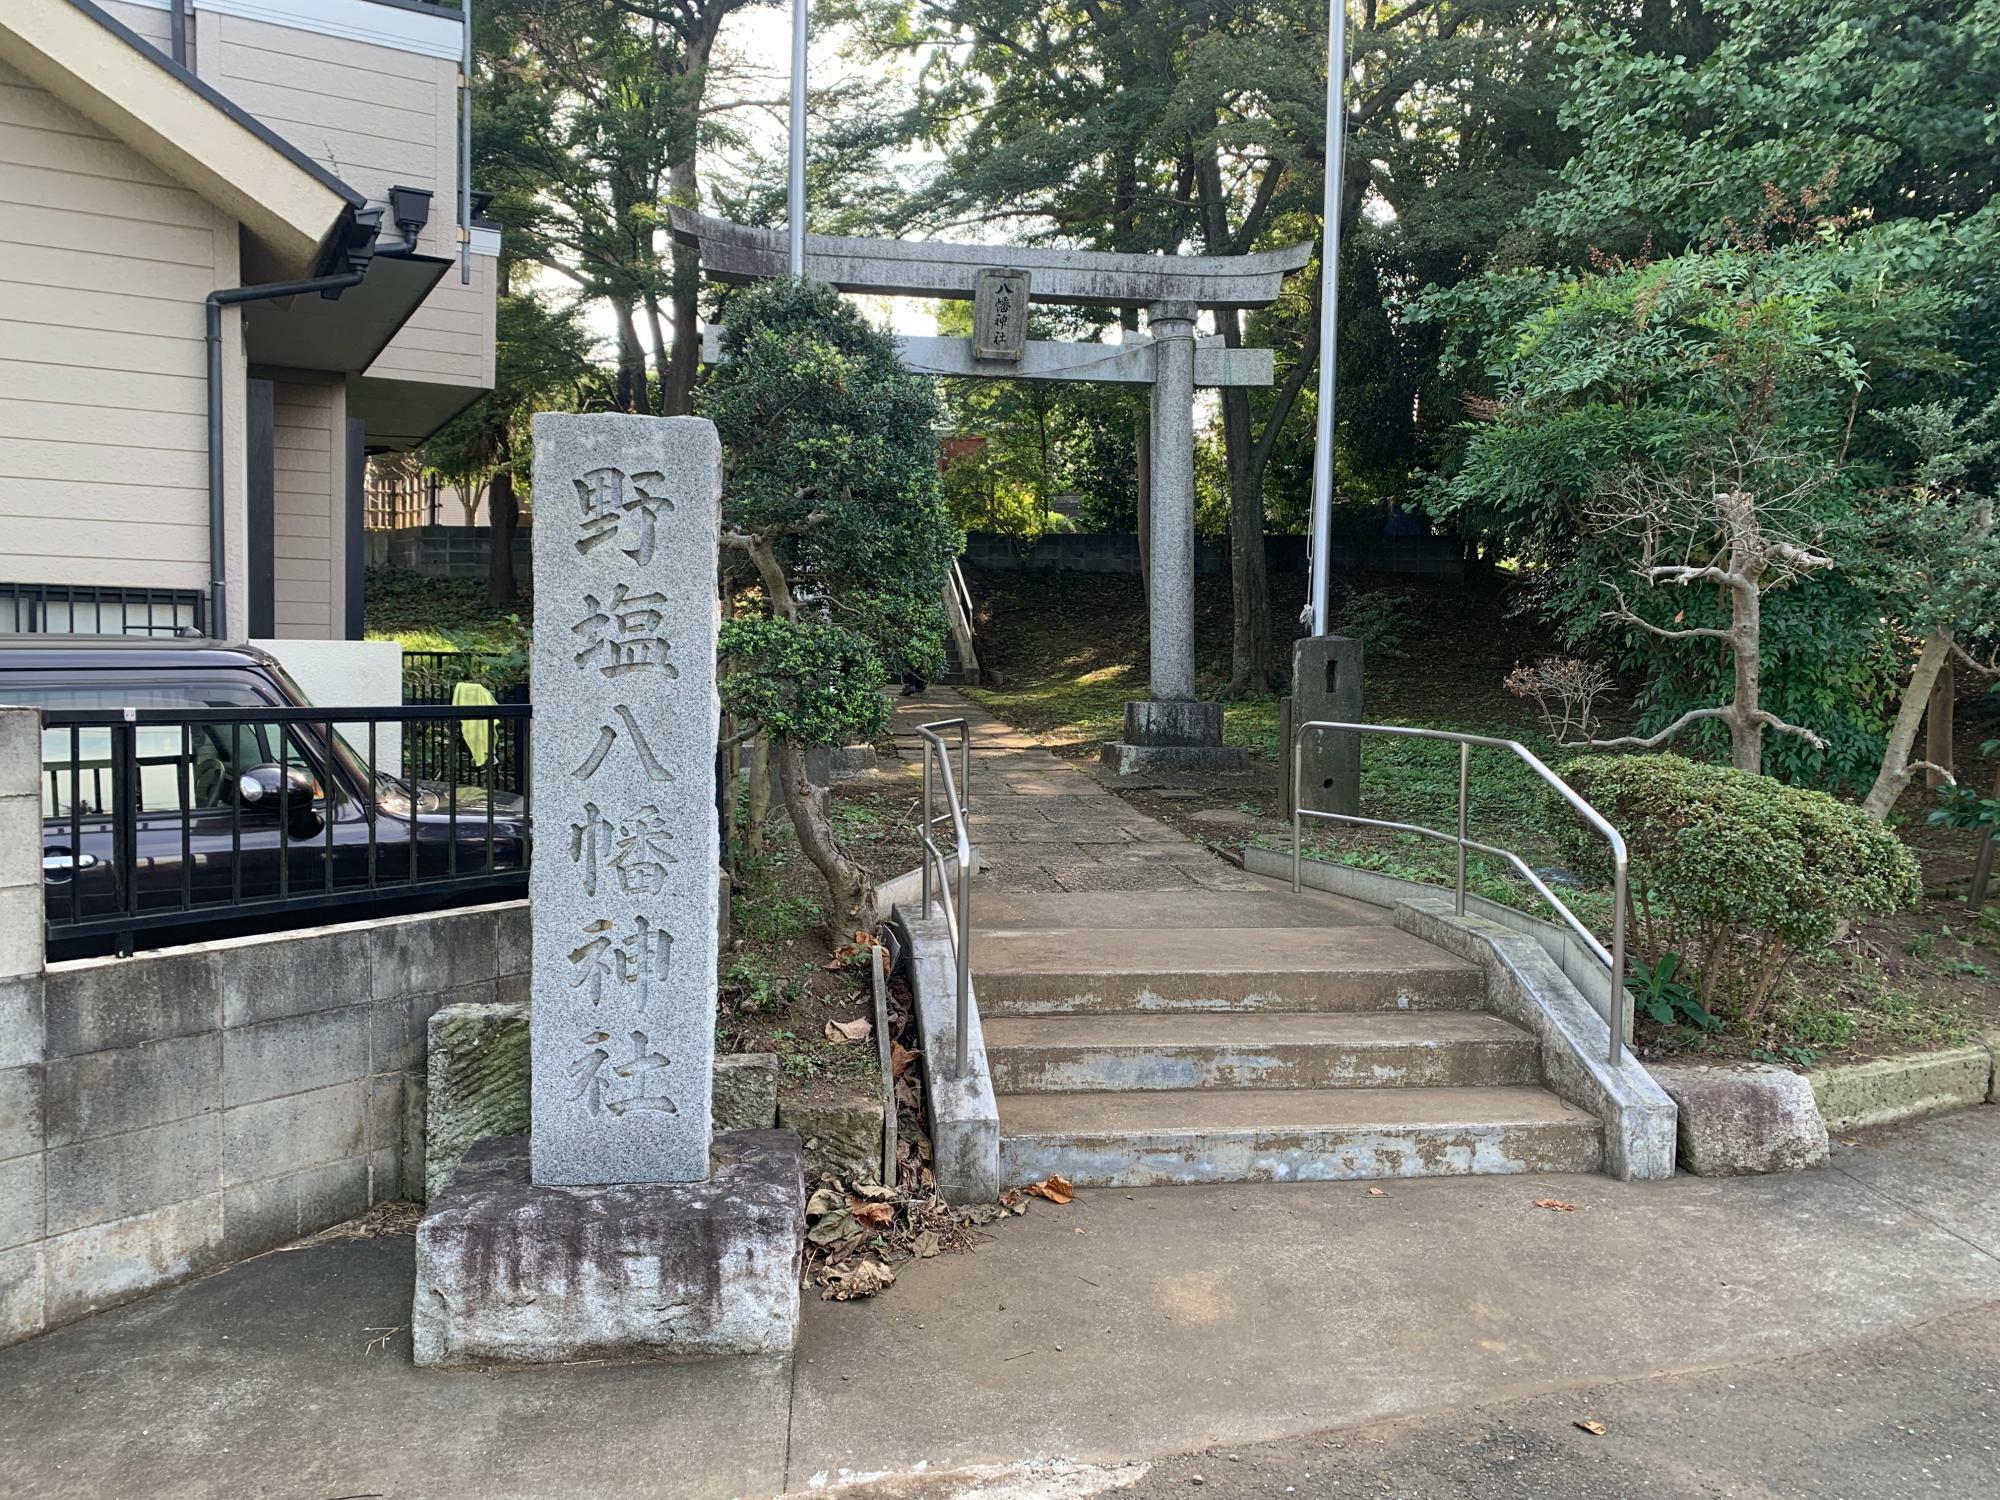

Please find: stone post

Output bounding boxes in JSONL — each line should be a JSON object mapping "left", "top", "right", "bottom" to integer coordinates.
{"left": 1144, "top": 301, "right": 1197, "bottom": 703}
{"left": 527, "top": 413, "right": 721, "bottom": 1186}
{"left": 1291, "top": 636, "right": 1363, "bottom": 818}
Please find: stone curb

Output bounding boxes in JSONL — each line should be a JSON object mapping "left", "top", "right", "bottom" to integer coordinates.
{"left": 1809, "top": 1043, "right": 1997, "bottom": 1134}
{"left": 890, "top": 907, "right": 1000, "bottom": 1205}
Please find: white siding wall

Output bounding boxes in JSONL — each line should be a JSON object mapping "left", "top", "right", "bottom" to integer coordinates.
{"left": 368, "top": 247, "right": 495, "bottom": 389}
{"left": 203, "top": 9, "right": 457, "bottom": 259}
{"left": 99, "top": 0, "right": 179, "bottom": 57}
{"left": 0, "top": 58, "right": 240, "bottom": 604}
{"left": 201, "top": 8, "right": 495, "bottom": 397}
{"left": 266, "top": 371, "right": 346, "bottom": 639}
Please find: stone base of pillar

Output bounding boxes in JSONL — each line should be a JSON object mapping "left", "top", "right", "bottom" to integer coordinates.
{"left": 413, "top": 1131, "right": 804, "bottom": 1368}
{"left": 1099, "top": 699, "right": 1249, "bottom": 776}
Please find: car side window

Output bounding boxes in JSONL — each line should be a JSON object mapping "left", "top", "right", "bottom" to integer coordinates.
{"left": 24, "top": 681, "right": 323, "bottom": 822}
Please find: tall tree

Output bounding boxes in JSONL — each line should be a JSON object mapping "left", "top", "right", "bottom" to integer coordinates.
{"left": 704, "top": 281, "right": 960, "bottom": 933}
{"left": 477, "top": 0, "right": 777, "bottom": 416}
{"left": 418, "top": 277, "right": 594, "bottom": 605}
{"left": 877, "top": 0, "right": 1584, "bottom": 691}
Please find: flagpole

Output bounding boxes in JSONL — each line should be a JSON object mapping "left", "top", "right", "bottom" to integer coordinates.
{"left": 788, "top": 0, "right": 808, "bottom": 276}
{"left": 1306, "top": 0, "right": 1347, "bottom": 635}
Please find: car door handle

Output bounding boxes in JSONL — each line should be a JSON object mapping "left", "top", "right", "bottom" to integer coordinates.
{"left": 42, "top": 852, "right": 100, "bottom": 873}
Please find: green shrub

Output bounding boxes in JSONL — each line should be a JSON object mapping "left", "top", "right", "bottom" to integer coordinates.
{"left": 719, "top": 617, "right": 889, "bottom": 749}
{"left": 1551, "top": 755, "right": 1922, "bottom": 1022}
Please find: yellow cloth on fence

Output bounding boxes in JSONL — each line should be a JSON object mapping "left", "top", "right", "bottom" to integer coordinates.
{"left": 452, "top": 680, "right": 497, "bottom": 767}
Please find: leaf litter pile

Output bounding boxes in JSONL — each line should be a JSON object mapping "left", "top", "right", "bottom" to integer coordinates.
{"left": 803, "top": 967, "right": 1076, "bottom": 1302}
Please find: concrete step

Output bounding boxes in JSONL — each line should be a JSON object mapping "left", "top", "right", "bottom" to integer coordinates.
{"left": 997, "top": 1087, "right": 1604, "bottom": 1187}
{"left": 974, "top": 886, "right": 1385, "bottom": 931}
{"left": 984, "top": 1013, "right": 1541, "bottom": 1093}
{"left": 973, "top": 925, "right": 1487, "bottom": 1016}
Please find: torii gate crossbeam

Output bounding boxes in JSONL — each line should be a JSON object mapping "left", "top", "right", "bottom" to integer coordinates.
{"left": 675, "top": 208, "right": 1312, "bottom": 775}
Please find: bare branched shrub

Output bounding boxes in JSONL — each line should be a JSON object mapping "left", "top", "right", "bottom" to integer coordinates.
{"left": 1583, "top": 434, "right": 1836, "bottom": 772}
{"left": 1504, "top": 658, "right": 1616, "bottom": 746}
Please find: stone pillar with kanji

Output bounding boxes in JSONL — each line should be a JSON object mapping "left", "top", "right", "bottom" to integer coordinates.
{"left": 527, "top": 413, "right": 721, "bottom": 1186}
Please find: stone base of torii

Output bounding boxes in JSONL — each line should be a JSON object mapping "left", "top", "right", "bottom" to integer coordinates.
{"left": 674, "top": 211, "right": 1310, "bottom": 775}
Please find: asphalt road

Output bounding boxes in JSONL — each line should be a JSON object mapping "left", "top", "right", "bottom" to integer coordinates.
{"left": 1120, "top": 1300, "right": 2000, "bottom": 1500}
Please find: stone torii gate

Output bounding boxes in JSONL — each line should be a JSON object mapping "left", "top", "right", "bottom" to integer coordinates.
{"left": 671, "top": 209, "right": 1311, "bottom": 774}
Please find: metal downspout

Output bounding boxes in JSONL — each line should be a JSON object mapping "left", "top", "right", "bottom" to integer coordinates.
{"left": 205, "top": 273, "right": 364, "bottom": 638}
{"left": 460, "top": 0, "right": 473, "bottom": 285}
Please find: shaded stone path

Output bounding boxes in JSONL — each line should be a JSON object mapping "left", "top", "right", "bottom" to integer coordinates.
{"left": 888, "top": 687, "right": 1266, "bottom": 894}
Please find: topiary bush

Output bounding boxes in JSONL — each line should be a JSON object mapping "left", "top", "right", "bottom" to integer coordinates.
{"left": 1551, "top": 754, "right": 1922, "bottom": 1022}
{"left": 718, "top": 617, "right": 889, "bottom": 749}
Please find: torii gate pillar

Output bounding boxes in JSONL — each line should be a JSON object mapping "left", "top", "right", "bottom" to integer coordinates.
{"left": 1098, "top": 302, "right": 1246, "bottom": 775}
{"left": 1085, "top": 307, "right": 1240, "bottom": 771}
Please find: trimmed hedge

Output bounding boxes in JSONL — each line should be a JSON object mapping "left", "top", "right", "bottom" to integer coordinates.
{"left": 1552, "top": 755, "right": 1921, "bottom": 1021}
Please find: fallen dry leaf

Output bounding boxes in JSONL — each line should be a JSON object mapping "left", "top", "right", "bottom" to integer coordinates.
{"left": 850, "top": 1199, "right": 896, "bottom": 1230}
{"left": 824, "top": 1015, "right": 873, "bottom": 1045}
{"left": 805, "top": 1187, "right": 846, "bottom": 1218}
{"left": 1535, "top": 1198, "right": 1577, "bottom": 1213}
{"left": 891, "top": 1040, "right": 921, "bottom": 1078}
{"left": 1366, "top": 1186, "right": 1386, "bottom": 1197}
{"left": 807, "top": 1209, "right": 860, "bottom": 1247}
{"left": 1574, "top": 1420, "right": 1607, "bottom": 1436}
{"left": 1026, "top": 1175, "right": 1076, "bottom": 1205}
{"left": 820, "top": 1258, "right": 896, "bottom": 1301}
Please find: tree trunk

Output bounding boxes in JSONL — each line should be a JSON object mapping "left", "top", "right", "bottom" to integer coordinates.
{"left": 1219, "top": 314, "right": 1273, "bottom": 695}
{"left": 773, "top": 739, "right": 876, "bottom": 939}
{"left": 664, "top": 213, "right": 701, "bottom": 416}
{"left": 611, "top": 298, "right": 645, "bottom": 413}
{"left": 1925, "top": 657, "right": 1956, "bottom": 788}
{"left": 1862, "top": 627, "right": 1954, "bottom": 820}
{"left": 1726, "top": 575, "right": 1763, "bottom": 773}
{"left": 744, "top": 733, "right": 772, "bottom": 855}
{"left": 486, "top": 468, "right": 518, "bottom": 608}
{"left": 642, "top": 294, "right": 672, "bottom": 417}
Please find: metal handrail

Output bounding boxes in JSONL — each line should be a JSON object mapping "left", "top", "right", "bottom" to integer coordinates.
{"left": 1290, "top": 721, "right": 1631, "bottom": 1065}
{"left": 947, "top": 557, "right": 976, "bottom": 643}
{"left": 916, "top": 716, "right": 974, "bottom": 1073}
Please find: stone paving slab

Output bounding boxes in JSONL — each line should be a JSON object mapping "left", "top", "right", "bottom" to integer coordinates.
{"left": 890, "top": 689, "right": 1249, "bottom": 898}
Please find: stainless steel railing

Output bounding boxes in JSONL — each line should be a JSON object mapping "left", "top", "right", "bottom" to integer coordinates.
{"left": 1290, "top": 721, "right": 1631, "bottom": 1065}
{"left": 944, "top": 558, "right": 980, "bottom": 678}
{"left": 917, "top": 716, "right": 975, "bottom": 1073}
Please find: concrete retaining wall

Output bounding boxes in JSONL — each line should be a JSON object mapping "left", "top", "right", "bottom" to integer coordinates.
{"left": 365, "top": 526, "right": 531, "bottom": 580}
{"left": 962, "top": 530, "right": 1465, "bottom": 581}
{"left": 367, "top": 525, "right": 1468, "bottom": 587}
{"left": 0, "top": 810, "right": 529, "bottom": 1347}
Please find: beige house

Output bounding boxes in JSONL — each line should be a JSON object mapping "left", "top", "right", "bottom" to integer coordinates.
{"left": 0, "top": 0, "right": 496, "bottom": 641}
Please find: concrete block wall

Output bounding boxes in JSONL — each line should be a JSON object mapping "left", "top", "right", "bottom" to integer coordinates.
{"left": 0, "top": 795, "right": 529, "bottom": 1349}
{"left": 365, "top": 526, "right": 532, "bottom": 580}
{"left": 363, "top": 524, "right": 1465, "bottom": 587}
{"left": 959, "top": 530, "right": 1466, "bottom": 581}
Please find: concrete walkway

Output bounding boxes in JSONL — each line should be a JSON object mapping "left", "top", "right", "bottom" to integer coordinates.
{"left": 2, "top": 1108, "right": 1996, "bottom": 1498}
{"left": 5, "top": 695, "right": 1994, "bottom": 1496}
{"left": 890, "top": 687, "right": 1266, "bottom": 894}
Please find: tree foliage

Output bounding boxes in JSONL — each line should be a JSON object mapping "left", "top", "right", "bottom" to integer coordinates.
{"left": 701, "top": 279, "right": 957, "bottom": 932}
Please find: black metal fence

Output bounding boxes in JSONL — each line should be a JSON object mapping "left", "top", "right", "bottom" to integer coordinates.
{"left": 401, "top": 649, "right": 530, "bottom": 706}
{"left": 39, "top": 704, "right": 531, "bottom": 955}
